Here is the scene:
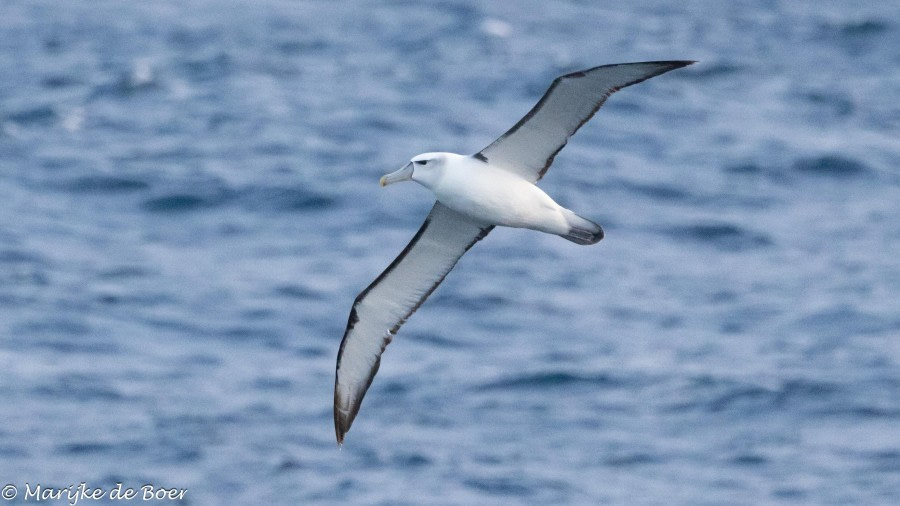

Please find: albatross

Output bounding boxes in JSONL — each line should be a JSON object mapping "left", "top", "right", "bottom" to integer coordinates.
{"left": 334, "top": 60, "right": 694, "bottom": 444}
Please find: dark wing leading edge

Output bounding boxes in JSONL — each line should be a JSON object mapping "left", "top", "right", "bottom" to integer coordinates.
{"left": 476, "top": 61, "right": 695, "bottom": 183}
{"left": 334, "top": 202, "right": 493, "bottom": 444}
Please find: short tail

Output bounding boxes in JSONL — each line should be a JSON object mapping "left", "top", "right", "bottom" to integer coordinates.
{"left": 560, "top": 210, "right": 604, "bottom": 245}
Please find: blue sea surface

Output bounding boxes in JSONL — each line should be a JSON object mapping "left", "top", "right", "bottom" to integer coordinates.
{"left": 1, "top": 0, "right": 899, "bottom": 504}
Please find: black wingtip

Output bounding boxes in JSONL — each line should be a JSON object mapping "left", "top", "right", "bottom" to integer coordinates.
{"left": 564, "top": 60, "right": 697, "bottom": 77}
{"left": 334, "top": 376, "right": 350, "bottom": 445}
{"left": 632, "top": 60, "right": 697, "bottom": 72}
{"left": 645, "top": 60, "right": 696, "bottom": 67}
{"left": 334, "top": 389, "right": 354, "bottom": 446}
{"left": 668, "top": 60, "right": 697, "bottom": 69}
{"left": 335, "top": 421, "right": 343, "bottom": 446}
{"left": 334, "top": 409, "right": 350, "bottom": 446}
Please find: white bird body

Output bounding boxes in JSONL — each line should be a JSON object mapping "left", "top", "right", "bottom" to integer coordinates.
{"left": 421, "top": 152, "right": 572, "bottom": 236}
{"left": 381, "top": 151, "right": 602, "bottom": 243}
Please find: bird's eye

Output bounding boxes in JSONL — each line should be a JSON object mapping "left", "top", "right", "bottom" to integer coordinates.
{"left": 414, "top": 160, "right": 427, "bottom": 165}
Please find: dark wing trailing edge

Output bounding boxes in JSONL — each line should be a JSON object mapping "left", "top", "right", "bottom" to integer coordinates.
{"left": 334, "top": 202, "right": 492, "bottom": 444}
{"left": 476, "top": 61, "right": 695, "bottom": 182}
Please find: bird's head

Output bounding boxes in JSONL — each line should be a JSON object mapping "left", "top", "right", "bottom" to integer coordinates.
{"left": 380, "top": 152, "right": 449, "bottom": 190}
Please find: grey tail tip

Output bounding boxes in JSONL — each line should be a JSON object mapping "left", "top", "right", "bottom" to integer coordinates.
{"left": 561, "top": 213, "right": 604, "bottom": 245}
{"left": 563, "top": 225, "right": 603, "bottom": 245}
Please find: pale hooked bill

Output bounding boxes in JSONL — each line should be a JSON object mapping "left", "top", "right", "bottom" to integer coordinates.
{"left": 334, "top": 61, "right": 695, "bottom": 445}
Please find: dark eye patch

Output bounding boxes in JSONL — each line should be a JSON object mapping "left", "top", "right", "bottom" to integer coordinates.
{"left": 414, "top": 160, "right": 428, "bottom": 165}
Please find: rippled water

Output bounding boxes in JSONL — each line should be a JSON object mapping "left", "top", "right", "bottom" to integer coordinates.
{"left": 1, "top": 0, "right": 898, "bottom": 504}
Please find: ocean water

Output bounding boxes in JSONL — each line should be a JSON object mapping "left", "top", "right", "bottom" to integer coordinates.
{"left": 1, "top": 0, "right": 898, "bottom": 504}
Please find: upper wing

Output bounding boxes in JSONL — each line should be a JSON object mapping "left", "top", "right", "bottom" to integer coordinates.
{"left": 476, "top": 61, "right": 695, "bottom": 182}
{"left": 334, "top": 202, "right": 493, "bottom": 444}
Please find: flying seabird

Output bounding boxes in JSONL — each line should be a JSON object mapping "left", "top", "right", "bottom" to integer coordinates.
{"left": 334, "top": 61, "right": 694, "bottom": 444}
